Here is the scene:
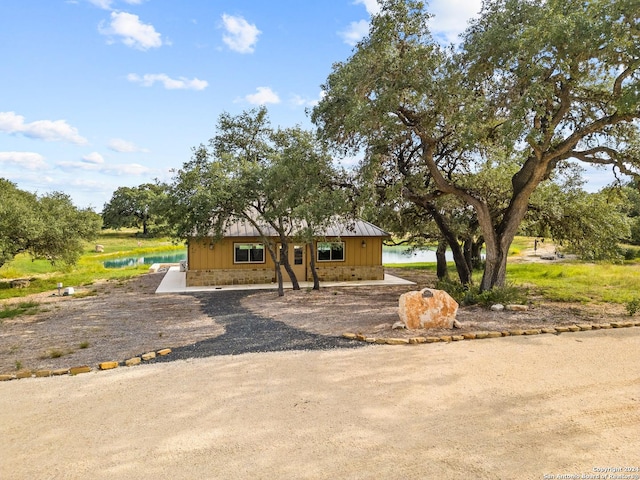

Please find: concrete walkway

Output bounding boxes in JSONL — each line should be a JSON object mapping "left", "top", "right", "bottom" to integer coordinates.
{"left": 154, "top": 265, "right": 415, "bottom": 294}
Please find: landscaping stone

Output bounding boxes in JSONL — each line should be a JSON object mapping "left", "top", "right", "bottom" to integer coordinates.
{"left": 577, "top": 324, "right": 592, "bottom": 331}
{"left": 425, "top": 337, "right": 441, "bottom": 343}
{"left": 408, "top": 337, "right": 427, "bottom": 344}
{"left": 0, "top": 375, "right": 15, "bottom": 381}
{"left": 567, "top": 326, "right": 581, "bottom": 332}
{"left": 475, "top": 332, "right": 489, "bottom": 339}
{"left": 487, "top": 331, "right": 502, "bottom": 338}
{"left": 439, "top": 335, "right": 453, "bottom": 342}
{"left": 509, "top": 330, "right": 524, "bottom": 336}
{"left": 69, "top": 366, "right": 91, "bottom": 375}
{"left": 462, "top": 333, "right": 476, "bottom": 340}
{"left": 99, "top": 362, "right": 119, "bottom": 370}
{"left": 374, "top": 338, "right": 387, "bottom": 344}
{"left": 501, "top": 331, "right": 511, "bottom": 337}
{"left": 342, "top": 333, "right": 358, "bottom": 340}
{"left": 398, "top": 288, "right": 459, "bottom": 330}
{"left": 506, "top": 304, "right": 529, "bottom": 311}
{"left": 600, "top": 323, "right": 612, "bottom": 329}
{"left": 385, "top": 338, "right": 409, "bottom": 345}
{"left": 524, "top": 329, "right": 541, "bottom": 335}
{"left": 157, "top": 348, "right": 172, "bottom": 356}
{"left": 125, "top": 357, "right": 141, "bottom": 366}
{"left": 451, "top": 335, "right": 465, "bottom": 341}
{"left": 52, "top": 369, "right": 69, "bottom": 376}
{"left": 35, "top": 370, "right": 52, "bottom": 377}
{"left": 554, "top": 326, "right": 570, "bottom": 333}
{"left": 541, "top": 328, "right": 557, "bottom": 334}
{"left": 16, "top": 370, "right": 32, "bottom": 379}
{"left": 490, "top": 304, "right": 505, "bottom": 312}
{"left": 141, "top": 352, "right": 156, "bottom": 361}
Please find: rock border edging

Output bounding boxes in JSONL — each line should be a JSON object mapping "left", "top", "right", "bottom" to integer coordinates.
{"left": 342, "top": 320, "right": 640, "bottom": 346}
{"left": 0, "top": 348, "right": 173, "bottom": 382}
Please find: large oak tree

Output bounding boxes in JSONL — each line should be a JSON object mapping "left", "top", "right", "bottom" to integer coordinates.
{"left": 312, "top": 0, "right": 640, "bottom": 290}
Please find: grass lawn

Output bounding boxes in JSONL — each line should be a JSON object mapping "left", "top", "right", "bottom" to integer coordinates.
{"left": 0, "top": 229, "right": 185, "bottom": 301}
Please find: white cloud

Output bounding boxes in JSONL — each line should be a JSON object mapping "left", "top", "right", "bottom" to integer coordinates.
{"left": 82, "top": 152, "right": 105, "bottom": 164}
{"left": 428, "top": 0, "right": 482, "bottom": 45}
{"left": 0, "top": 111, "right": 87, "bottom": 144}
{"left": 127, "top": 73, "right": 208, "bottom": 90}
{"left": 0, "top": 151, "right": 47, "bottom": 170}
{"left": 88, "top": 0, "right": 114, "bottom": 9}
{"left": 242, "top": 87, "right": 281, "bottom": 105}
{"left": 99, "top": 11, "right": 163, "bottom": 50}
{"left": 108, "top": 138, "right": 148, "bottom": 153}
{"left": 88, "top": 0, "right": 145, "bottom": 9}
{"left": 354, "top": 0, "right": 381, "bottom": 16}
{"left": 221, "top": 14, "right": 260, "bottom": 54}
{"left": 290, "top": 91, "right": 324, "bottom": 108}
{"left": 57, "top": 159, "right": 151, "bottom": 176}
{"left": 340, "top": 19, "right": 370, "bottom": 46}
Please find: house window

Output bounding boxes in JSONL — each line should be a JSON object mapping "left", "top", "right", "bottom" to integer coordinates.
{"left": 317, "top": 241, "right": 344, "bottom": 262}
{"left": 234, "top": 243, "right": 265, "bottom": 263}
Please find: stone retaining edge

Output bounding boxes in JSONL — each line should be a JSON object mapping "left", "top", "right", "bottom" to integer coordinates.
{"left": 0, "top": 348, "right": 173, "bottom": 382}
{"left": 342, "top": 321, "right": 640, "bottom": 346}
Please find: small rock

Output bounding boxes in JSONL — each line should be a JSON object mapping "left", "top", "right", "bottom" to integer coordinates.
{"left": 392, "top": 321, "right": 406, "bottom": 330}
{"left": 577, "top": 324, "right": 592, "bottom": 331}
{"left": 487, "top": 331, "right": 502, "bottom": 338}
{"left": 10, "top": 279, "right": 30, "bottom": 288}
{"left": 462, "top": 333, "right": 477, "bottom": 340}
{"left": 425, "top": 336, "right": 441, "bottom": 343}
{"left": 141, "top": 352, "right": 156, "bottom": 361}
{"left": 342, "top": 333, "right": 358, "bottom": 340}
{"left": 409, "top": 337, "right": 427, "bottom": 344}
{"left": 451, "top": 335, "right": 465, "bottom": 341}
{"left": 506, "top": 304, "right": 529, "bottom": 311}
{"left": 15, "top": 370, "right": 32, "bottom": 379}
{"left": 475, "top": 332, "right": 489, "bottom": 339}
{"left": 157, "top": 348, "right": 172, "bottom": 356}
{"left": 524, "top": 329, "right": 541, "bottom": 335}
{"left": 453, "top": 320, "right": 462, "bottom": 329}
{"left": 490, "top": 304, "right": 505, "bottom": 312}
{"left": 0, "top": 375, "right": 15, "bottom": 381}
{"left": 99, "top": 361, "right": 119, "bottom": 370}
{"left": 69, "top": 366, "right": 91, "bottom": 375}
{"left": 439, "top": 335, "right": 453, "bottom": 342}
{"left": 125, "top": 357, "right": 141, "bottom": 366}
{"left": 541, "top": 328, "right": 557, "bottom": 334}
{"left": 554, "top": 326, "right": 570, "bottom": 333}
{"left": 385, "top": 338, "right": 409, "bottom": 345}
{"left": 35, "top": 370, "right": 52, "bottom": 377}
{"left": 509, "top": 330, "right": 524, "bottom": 336}
{"left": 567, "top": 325, "right": 581, "bottom": 332}
{"left": 52, "top": 369, "right": 69, "bottom": 376}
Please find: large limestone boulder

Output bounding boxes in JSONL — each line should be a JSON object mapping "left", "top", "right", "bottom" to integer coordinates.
{"left": 398, "top": 288, "right": 459, "bottom": 330}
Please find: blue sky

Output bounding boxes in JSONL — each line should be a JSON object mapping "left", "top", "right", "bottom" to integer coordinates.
{"left": 0, "top": 0, "right": 611, "bottom": 211}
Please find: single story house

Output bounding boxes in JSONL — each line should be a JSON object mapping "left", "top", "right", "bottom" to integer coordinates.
{"left": 185, "top": 217, "right": 390, "bottom": 287}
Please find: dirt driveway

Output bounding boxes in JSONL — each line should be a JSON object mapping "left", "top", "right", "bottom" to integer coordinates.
{"left": 1, "top": 327, "right": 638, "bottom": 479}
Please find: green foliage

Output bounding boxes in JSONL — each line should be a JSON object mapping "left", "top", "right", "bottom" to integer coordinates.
{"left": 435, "top": 279, "right": 527, "bottom": 307}
{"left": 0, "top": 179, "right": 101, "bottom": 269}
{"left": 625, "top": 298, "right": 640, "bottom": 316}
{"left": 102, "top": 183, "right": 170, "bottom": 236}
{"left": 0, "top": 230, "right": 181, "bottom": 300}
{"left": 313, "top": 0, "right": 640, "bottom": 291}
{"left": 0, "top": 301, "right": 40, "bottom": 320}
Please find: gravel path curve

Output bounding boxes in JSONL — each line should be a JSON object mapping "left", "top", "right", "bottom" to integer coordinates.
{"left": 152, "top": 290, "right": 364, "bottom": 361}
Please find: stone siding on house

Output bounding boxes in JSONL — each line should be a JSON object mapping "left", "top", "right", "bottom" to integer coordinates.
{"left": 313, "top": 265, "right": 384, "bottom": 282}
{"left": 186, "top": 268, "right": 274, "bottom": 287}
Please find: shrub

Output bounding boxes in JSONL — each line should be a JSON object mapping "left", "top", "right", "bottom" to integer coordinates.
{"left": 435, "top": 280, "right": 528, "bottom": 307}
{"left": 626, "top": 298, "right": 640, "bottom": 316}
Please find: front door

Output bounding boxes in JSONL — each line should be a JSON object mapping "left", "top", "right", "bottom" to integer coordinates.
{"left": 278, "top": 244, "right": 306, "bottom": 282}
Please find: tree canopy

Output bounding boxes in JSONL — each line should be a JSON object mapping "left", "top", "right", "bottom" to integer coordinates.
{"left": 0, "top": 179, "right": 101, "bottom": 269}
{"left": 168, "top": 108, "right": 348, "bottom": 294}
{"left": 102, "top": 183, "right": 169, "bottom": 236}
{"left": 312, "top": 0, "right": 640, "bottom": 290}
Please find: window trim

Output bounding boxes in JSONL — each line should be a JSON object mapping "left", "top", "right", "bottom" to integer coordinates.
{"left": 233, "top": 242, "right": 266, "bottom": 264}
{"left": 316, "top": 241, "right": 345, "bottom": 262}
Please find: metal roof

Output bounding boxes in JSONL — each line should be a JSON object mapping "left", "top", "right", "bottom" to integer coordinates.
{"left": 222, "top": 217, "right": 389, "bottom": 238}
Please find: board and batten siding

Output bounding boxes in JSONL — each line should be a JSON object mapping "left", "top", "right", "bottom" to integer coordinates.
{"left": 188, "top": 237, "right": 276, "bottom": 271}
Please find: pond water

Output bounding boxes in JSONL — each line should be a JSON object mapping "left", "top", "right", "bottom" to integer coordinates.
{"left": 382, "top": 245, "right": 452, "bottom": 264}
{"left": 103, "top": 246, "right": 449, "bottom": 268}
{"left": 102, "top": 251, "right": 187, "bottom": 269}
